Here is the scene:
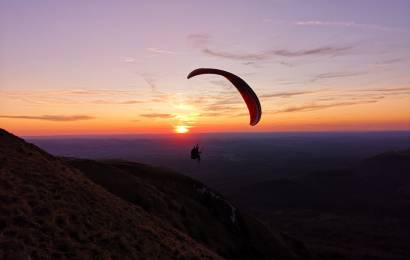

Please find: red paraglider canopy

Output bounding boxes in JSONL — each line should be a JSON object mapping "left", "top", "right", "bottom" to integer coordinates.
{"left": 187, "top": 68, "right": 262, "bottom": 126}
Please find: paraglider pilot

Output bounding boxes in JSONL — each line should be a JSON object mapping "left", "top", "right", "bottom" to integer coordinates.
{"left": 190, "top": 144, "right": 201, "bottom": 162}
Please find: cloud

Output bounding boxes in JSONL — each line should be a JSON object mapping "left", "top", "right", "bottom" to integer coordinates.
{"left": 199, "top": 112, "right": 225, "bottom": 117}
{"left": 376, "top": 58, "right": 407, "bottom": 65}
{"left": 61, "top": 89, "right": 134, "bottom": 96}
{"left": 187, "top": 33, "right": 210, "bottom": 47}
{"left": 260, "top": 90, "right": 316, "bottom": 98}
{"left": 356, "top": 87, "right": 410, "bottom": 98}
{"left": 204, "top": 104, "right": 243, "bottom": 113}
{"left": 294, "top": 20, "right": 405, "bottom": 32}
{"left": 311, "top": 71, "right": 366, "bottom": 82}
{"left": 147, "top": 91, "right": 174, "bottom": 103}
{"left": 278, "top": 61, "right": 294, "bottom": 67}
{"left": 273, "top": 46, "right": 353, "bottom": 57}
{"left": 91, "top": 100, "right": 142, "bottom": 104}
{"left": 202, "top": 45, "right": 353, "bottom": 61}
{"left": 234, "top": 112, "right": 249, "bottom": 117}
{"left": 241, "top": 61, "right": 269, "bottom": 68}
{"left": 0, "top": 115, "right": 95, "bottom": 121}
{"left": 190, "top": 32, "right": 352, "bottom": 64}
{"left": 121, "top": 56, "right": 136, "bottom": 63}
{"left": 275, "top": 100, "right": 378, "bottom": 113}
{"left": 362, "top": 87, "right": 410, "bottom": 92}
{"left": 3, "top": 89, "right": 135, "bottom": 97}
{"left": 146, "top": 47, "right": 176, "bottom": 54}
{"left": 140, "top": 74, "right": 158, "bottom": 92}
{"left": 211, "top": 98, "right": 243, "bottom": 106}
{"left": 316, "top": 93, "right": 386, "bottom": 102}
{"left": 203, "top": 48, "right": 273, "bottom": 61}
{"left": 209, "top": 80, "right": 233, "bottom": 88}
{"left": 198, "top": 111, "right": 248, "bottom": 118}
{"left": 243, "top": 61, "right": 256, "bottom": 66}
{"left": 369, "top": 58, "right": 408, "bottom": 69}
{"left": 139, "top": 113, "right": 175, "bottom": 119}
{"left": 0, "top": 89, "right": 142, "bottom": 105}
{"left": 119, "top": 100, "right": 142, "bottom": 104}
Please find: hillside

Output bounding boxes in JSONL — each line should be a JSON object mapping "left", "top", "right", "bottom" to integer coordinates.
{"left": 65, "top": 158, "right": 308, "bottom": 259}
{"left": 0, "top": 128, "right": 309, "bottom": 259}
{"left": 0, "top": 129, "right": 221, "bottom": 259}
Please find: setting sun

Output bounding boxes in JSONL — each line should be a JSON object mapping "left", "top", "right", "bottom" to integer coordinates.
{"left": 175, "top": 125, "right": 189, "bottom": 134}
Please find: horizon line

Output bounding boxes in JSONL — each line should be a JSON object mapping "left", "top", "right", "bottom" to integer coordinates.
{"left": 22, "top": 129, "right": 410, "bottom": 139}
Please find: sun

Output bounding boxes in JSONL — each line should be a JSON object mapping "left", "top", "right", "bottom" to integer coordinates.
{"left": 175, "top": 125, "right": 189, "bottom": 134}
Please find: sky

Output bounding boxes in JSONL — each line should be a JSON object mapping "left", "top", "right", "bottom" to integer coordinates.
{"left": 1, "top": 0, "right": 410, "bottom": 135}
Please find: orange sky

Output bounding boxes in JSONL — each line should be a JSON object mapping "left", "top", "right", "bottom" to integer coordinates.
{"left": 2, "top": 91, "right": 409, "bottom": 136}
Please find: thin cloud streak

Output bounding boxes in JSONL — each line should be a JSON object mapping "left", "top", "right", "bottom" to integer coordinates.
{"left": 139, "top": 113, "right": 175, "bottom": 119}
{"left": 0, "top": 89, "right": 143, "bottom": 105}
{"left": 1, "top": 89, "right": 137, "bottom": 98}
{"left": 355, "top": 87, "right": 410, "bottom": 98}
{"left": 274, "top": 46, "right": 353, "bottom": 57}
{"left": 260, "top": 90, "right": 316, "bottom": 98}
{"left": 311, "top": 71, "right": 366, "bottom": 82}
{"left": 204, "top": 104, "right": 243, "bottom": 113}
{"left": 203, "top": 48, "right": 272, "bottom": 61}
{"left": 121, "top": 56, "right": 136, "bottom": 63}
{"left": 199, "top": 112, "right": 225, "bottom": 117}
{"left": 202, "top": 46, "right": 353, "bottom": 61}
{"left": 0, "top": 115, "right": 95, "bottom": 121}
{"left": 275, "top": 100, "right": 378, "bottom": 114}
{"left": 294, "top": 20, "right": 405, "bottom": 32}
{"left": 146, "top": 47, "right": 176, "bottom": 54}
{"left": 91, "top": 100, "right": 142, "bottom": 104}
{"left": 187, "top": 34, "right": 210, "bottom": 47}
{"left": 361, "top": 87, "right": 410, "bottom": 92}
{"left": 140, "top": 74, "right": 158, "bottom": 92}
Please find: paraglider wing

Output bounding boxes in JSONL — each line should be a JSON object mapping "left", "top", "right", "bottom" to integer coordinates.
{"left": 187, "top": 68, "right": 261, "bottom": 126}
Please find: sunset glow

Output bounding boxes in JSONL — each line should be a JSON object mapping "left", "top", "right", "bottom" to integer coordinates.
{"left": 175, "top": 125, "right": 189, "bottom": 134}
{"left": 1, "top": 1, "right": 409, "bottom": 136}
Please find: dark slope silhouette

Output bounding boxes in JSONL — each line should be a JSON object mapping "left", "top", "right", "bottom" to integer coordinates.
{"left": 0, "top": 129, "right": 220, "bottom": 259}
{"left": 0, "top": 128, "right": 310, "bottom": 259}
{"left": 65, "top": 159, "right": 309, "bottom": 260}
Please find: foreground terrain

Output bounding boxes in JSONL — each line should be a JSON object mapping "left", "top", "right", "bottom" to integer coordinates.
{"left": 0, "top": 128, "right": 308, "bottom": 259}
{"left": 5, "top": 128, "right": 409, "bottom": 259}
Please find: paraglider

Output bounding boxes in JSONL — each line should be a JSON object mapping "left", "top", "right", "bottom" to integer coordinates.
{"left": 187, "top": 68, "right": 262, "bottom": 126}
{"left": 187, "top": 68, "right": 262, "bottom": 162}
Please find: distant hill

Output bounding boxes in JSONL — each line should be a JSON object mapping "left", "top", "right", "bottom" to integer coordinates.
{"left": 231, "top": 147, "right": 410, "bottom": 260}
{"left": 357, "top": 150, "right": 410, "bottom": 201}
{"left": 233, "top": 149, "right": 410, "bottom": 213}
{"left": 0, "top": 128, "right": 309, "bottom": 259}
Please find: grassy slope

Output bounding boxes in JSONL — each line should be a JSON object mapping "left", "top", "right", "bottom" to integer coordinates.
{"left": 0, "top": 129, "right": 220, "bottom": 259}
